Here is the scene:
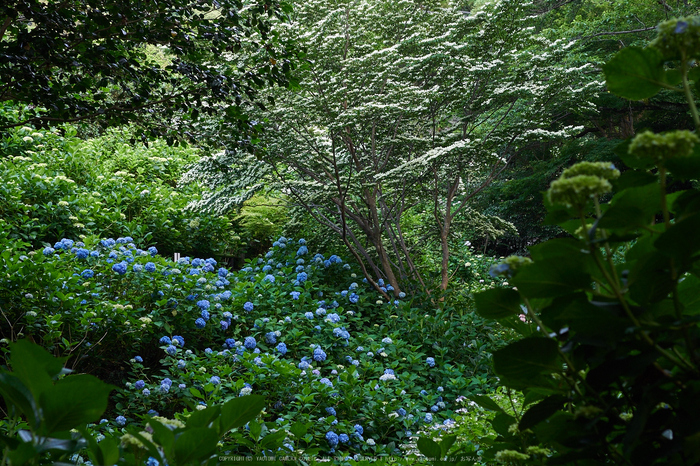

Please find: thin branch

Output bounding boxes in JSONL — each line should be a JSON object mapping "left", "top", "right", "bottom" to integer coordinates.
{"left": 0, "top": 16, "right": 12, "bottom": 43}
{"left": 582, "top": 27, "right": 656, "bottom": 39}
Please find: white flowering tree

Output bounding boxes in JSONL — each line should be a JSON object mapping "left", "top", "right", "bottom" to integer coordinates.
{"left": 185, "top": 0, "right": 592, "bottom": 294}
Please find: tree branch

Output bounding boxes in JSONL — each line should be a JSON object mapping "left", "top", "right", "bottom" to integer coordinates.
{"left": 582, "top": 27, "right": 656, "bottom": 39}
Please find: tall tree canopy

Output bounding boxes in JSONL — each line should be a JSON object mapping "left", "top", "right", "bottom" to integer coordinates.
{"left": 0, "top": 0, "right": 297, "bottom": 142}
{"left": 185, "top": 0, "right": 591, "bottom": 294}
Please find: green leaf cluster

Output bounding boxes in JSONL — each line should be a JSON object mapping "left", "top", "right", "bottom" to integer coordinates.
{"left": 465, "top": 17, "right": 700, "bottom": 464}
{"left": 0, "top": 340, "right": 266, "bottom": 465}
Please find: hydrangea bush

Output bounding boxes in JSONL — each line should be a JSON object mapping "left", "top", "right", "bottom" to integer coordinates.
{"left": 0, "top": 232, "right": 506, "bottom": 460}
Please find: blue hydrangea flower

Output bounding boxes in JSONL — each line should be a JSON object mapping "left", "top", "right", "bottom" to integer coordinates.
{"left": 319, "top": 377, "right": 333, "bottom": 387}
{"left": 134, "top": 355, "right": 143, "bottom": 363}
{"left": 244, "top": 301, "right": 254, "bottom": 312}
{"left": 159, "top": 336, "right": 172, "bottom": 345}
{"left": 431, "top": 405, "right": 439, "bottom": 412}
{"left": 437, "top": 386, "right": 444, "bottom": 392}
{"left": 425, "top": 413, "right": 433, "bottom": 423}
{"left": 100, "top": 238, "right": 116, "bottom": 248}
{"left": 116, "top": 415, "right": 127, "bottom": 426}
{"left": 263, "top": 274, "right": 275, "bottom": 283}
{"left": 354, "top": 424, "right": 364, "bottom": 435}
{"left": 326, "top": 407, "right": 336, "bottom": 416}
{"left": 197, "top": 300, "right": 210, "bottom": 310}
{"left": 349, "top": 293, "right": 359, "bottom": 304}
{"left": 177, "top": 359, "right": 186, "bottom": 369}
{"left": 210, "top": 376, "right": 221, "bottom": 385}
{"left": 325, "top": 431, "right": 339, "bottom": 447}
{"left": 221, "top": 320, "right": 229, "bottom": 330}
{"left": 195, "top": 318, "right": 206, "bottom": 329}
{"left": 313, "top": 347, "right": 327, "bottom": 362}
{"left": 165, "top": 345, "right": 177, "bottom": 356}
{"left": 244, "top": 336, "right": 256, "bottom": 350}
{"left": 172, "top": 335, "right": 185, "bottom": 346}
{"left": 298, "top": 360, "right": 310, "bottom": 370}
{"left": 112, "top": 262, "right": 127, "bottom": 275}
{"left": 205, "top": 348, "right": 213, "bottom": 354}
{"left": 327, "top": 313, "right": 340, "bottom": 323}
{"left": 75, "top": 248, "right": 89, "bottom": 259}
{"left": 276, "top": 342, "right": 287, "bottom": 355}
{"left": 144, "top": 262, "right": 156, "bottom": 272}
{"left": 201, "top": 310, "right": 210, "bottom": 321}
{"left": 133, "top": 263, "right": 143, "bottom": 272}
{"left": 305, "top": 312, "right": 313, "bottom": 319}
{"left": 297, "top": 245, "right": 308, "bottom": 256}
{"left": 427, "top": 357, "right": 435, "bottom": 367}
{"left": 134, "top": 380, "right": 145, "bottom": 390}
{"left": 146, "top": 457, "right": 159, "bottom": 466}
{"left": 397, "top": 408, "right": 406, "bottom": 416}
{"left": 143, "top": 388, "right": 151, "bottom": 396}
{"left": 81, "top": 269, "right": 94, "bottom": 279}
{"left": 339, "top": 433, "right": 349, "bottom": 443}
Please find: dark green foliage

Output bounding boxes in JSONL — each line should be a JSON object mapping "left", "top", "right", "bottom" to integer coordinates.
{"left": 0, "top": 0, "right": 297, "bottom": 144}
{"left": 463, "top": 20, "right": 700, "bottom": 464}
{"left": 0, "top": 340, "right": 266, "bottom": 465}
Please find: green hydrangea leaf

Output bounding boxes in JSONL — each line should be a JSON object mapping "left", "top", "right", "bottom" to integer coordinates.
{"left": 474, "top": 288, "right": 522, "bottom": 319}
{"left": 492, "top": 338, "right": 561, "bottom": 386}
{"left": 603, "top": 46, "right": 665, "bottom": 100}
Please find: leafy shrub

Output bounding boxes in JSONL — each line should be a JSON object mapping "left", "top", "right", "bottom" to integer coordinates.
{"left": 466, "top": 18, "right": 700, "bottom": 465}
{"left": 0, "top": 231, "right": 509, "bottom": 460}
{"left": 0, "top": 123, "right": 235, "bottom": 258}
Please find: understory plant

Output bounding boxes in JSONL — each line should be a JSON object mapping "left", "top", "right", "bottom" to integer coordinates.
{"left": 464, "top": 16, "right": 700, "bottom": 465}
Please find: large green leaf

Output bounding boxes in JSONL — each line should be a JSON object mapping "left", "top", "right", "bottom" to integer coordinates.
{"left": 666, "top": 146, "right": 700, "bottom": 181}
{"left": 474, "top": 288, "right": 522, "bottom": 319}
{"left": 628, "top": 252, "right": 675, "bottom": 305}
{"left": 10, "top": 340, "right": 66, "bottom": 402}
{"left": 599, "top": 183, "right": 661, "bottom": 229}
{"left": 148, "top": 420, "right": 175, "bottom": 458}
{"left": 603, "top": 46, "right": 665, "bottom": 100}
{"left": 519, "top": 395, "right": 567, "bottom": 431}
{"left": 417, "top": 437, "right": 442, "bottom": 459}
{"left": 174, "top": 428, "right": 219, "bottom": 464}
{"left": 0, "top": 373, "right": 40, "bottom": 429}
{"left": 219, "top": 395, "right": 266, "bottom": 433}
{"left": 39, "top": 375, "right": 114, "bottom": 435}
{"left": 511, "top": 261, "right": 592, "bottom": 298}
{"left": 655, "top": 213, "right": 700, "bottom": 261}
{"left": 492, "top": 338, "right": 561, "bottom": 385}
{"left": 186, "top": 405, "right": 221, "bottom": 429}
{"left": 679, "top": 273, "right": 700, "bottom": 315}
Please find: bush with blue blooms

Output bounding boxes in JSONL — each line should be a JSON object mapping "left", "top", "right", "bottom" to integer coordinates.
{"left": 1, "top": 232, "right": 504, "bottom": 460}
